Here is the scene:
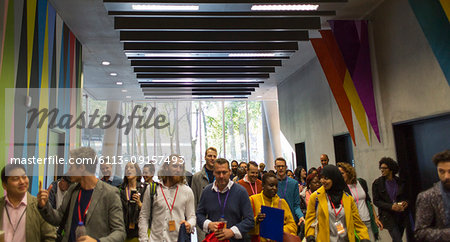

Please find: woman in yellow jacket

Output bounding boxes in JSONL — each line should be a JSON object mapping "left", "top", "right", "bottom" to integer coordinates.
{"left": 305, "top": 165, "right": 370, "bottom": 242}
{"left": 249, "top": 172, "right": 297, "bottom": 241}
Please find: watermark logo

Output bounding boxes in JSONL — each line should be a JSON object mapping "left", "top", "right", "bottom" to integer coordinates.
{"left": 26, "top": 105, "right": 169, "bottom": 135}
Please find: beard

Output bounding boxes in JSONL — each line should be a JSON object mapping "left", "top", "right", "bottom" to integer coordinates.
{"left": 169, "top": 175, "right": 184, "bottom": 184}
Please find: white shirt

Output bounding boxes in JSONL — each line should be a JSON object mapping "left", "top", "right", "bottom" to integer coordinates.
{"left": 348, "top": 181, "right": 370, "bottom": 222}
{"left": 138, "top": 182, "right": 196, "bottom": 242}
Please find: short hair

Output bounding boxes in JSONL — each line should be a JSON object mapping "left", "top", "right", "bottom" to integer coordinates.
{"left": 231, "top": 160, "right": 238, "bottom": 166}
{"left": 205, "top": 147, "right": 217, "bottom": 156}
{"left": 274, "top": 157, "right": 286, "bottom": 166}
{"left": 262, "top": 172, "right": 277, "bottom": 185}
{"left": 1, "top": 164, "right": 26, "bottom": 184}
{"left": 337, "top": 162, "right": 357, "bottom": 184}
{"left": 214, "top": 158, "right": 230, "bottom": 169}
{"left": 432, "top": 150, "right": 450, "bottom": 166}
{"left": 70, "top": 147, "right": 98, "bottom": 174}
{"left": 248, "top": 161, "right": 258, "bottom": 169}
{"left": 307, "top": 167, "right": 317, "bottom": 175}
{"left": 239, "top": 161, "right": 247, "bottom": 168}
{"left": 379, "top": 157, "right": 399, "bottom": 175}
{"left": 143, "top": 163, "right": 155, "bottom": 173}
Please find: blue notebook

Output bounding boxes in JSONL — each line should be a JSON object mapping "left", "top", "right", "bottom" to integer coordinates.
{"left": 260, "top": 205, "right": 284, "bottom": 242}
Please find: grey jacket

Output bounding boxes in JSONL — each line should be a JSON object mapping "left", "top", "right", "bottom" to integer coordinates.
{"left": 0, "top": 193, "right": 56, "bottom": 242}
{"left": 39, "top": 180, "right": 126, "bottom": 242}
{"left": 191, "top": 165, "right": 211, "bottom": 242}
{"left": 414, "top": 182, "right": 450, "bottom": 241}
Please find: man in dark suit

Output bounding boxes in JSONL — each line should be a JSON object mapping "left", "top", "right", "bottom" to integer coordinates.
{"left": 372, "top": 157, "right": 409, "bottom": 242}
{"left": 38, "top": 147, "right": 126, "bottom": 242}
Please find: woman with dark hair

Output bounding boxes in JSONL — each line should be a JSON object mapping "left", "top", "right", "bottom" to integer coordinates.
{"left": 119, "top": 162, "right": 146, "bottom": 241}
{"left": 305, "top": 165, "right": 370, "bottom": 242}
{"left": 337, "top": 162, "right": 383, "bottom": 241}
{"left": 249, "top": 172, "right": 297, "bottom": 241}
{"left": 294, "top": 166, "right": 307, "bottom": 191}
{"left": 372, "top": 157, "right": 408, "bottom": 242}
{"left": 308, "top": 167, "right": 318, "bottom": 176}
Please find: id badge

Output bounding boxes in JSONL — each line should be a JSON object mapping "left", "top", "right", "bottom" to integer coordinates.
{"left": 168, "top": 220, "right": 176, "bottom": 232}
{"left": 129, "top": 222, "right": 135, "bottom": 229}
{"left": 334, "top": 221, "right": 346, "bottom": 236}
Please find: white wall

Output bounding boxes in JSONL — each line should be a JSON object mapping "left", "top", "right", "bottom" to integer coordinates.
{"left": 278, "top": 0, "right": 450, "bottom": 189}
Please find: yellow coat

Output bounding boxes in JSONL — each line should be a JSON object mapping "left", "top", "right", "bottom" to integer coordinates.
{"left": 305, "top": 186, "right": 369, "bottom": 242}
{"left": 249, "top": 192, "right": 297, "bottom": 240}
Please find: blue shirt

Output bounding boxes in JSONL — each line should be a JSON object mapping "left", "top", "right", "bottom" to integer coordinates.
{"left": 277, "top": 176, "right": 304, "bottom": 222}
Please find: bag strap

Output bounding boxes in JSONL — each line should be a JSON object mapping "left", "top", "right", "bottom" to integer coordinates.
{"left": 148, "top": 182, "right": 158, "bottom": 229}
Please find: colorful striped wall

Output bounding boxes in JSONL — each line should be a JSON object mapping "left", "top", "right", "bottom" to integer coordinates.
{"left": 0, "top": 0, "right": 83, "bottom": 194}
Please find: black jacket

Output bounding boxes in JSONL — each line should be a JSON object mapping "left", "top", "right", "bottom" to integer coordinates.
{"left": 372, "top": 176, "right": 408, "bottom": 230}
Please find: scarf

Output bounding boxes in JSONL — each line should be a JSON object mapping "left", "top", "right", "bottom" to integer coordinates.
{"left": 321, "top": 165, "right": 350, "bottom": 207}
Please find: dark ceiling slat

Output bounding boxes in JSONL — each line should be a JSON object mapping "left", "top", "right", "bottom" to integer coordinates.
{"left": 108, "top": 10, "right": 336, "bottom": 17}
{"left": 124, "top": 42, "right": 298, "bottom": 51}
{"left": 120, "top": 31, "right": 308, "bottom": 42}
{"left": 137, "top": 73, "right": 269, "bottom": 78}
{"left": 141, "top": 87, "right": 257, "bottom": 91}
{"left": 134, "top": 67, "right": 275, "bottom": 73}
{"left": 127, "top": 56, "right": 291, "bottom": 60}
{"left": 105, "top": 0, "right": 345, "bottom": 3}
{"left": 131, "top": 60, "right": 281, "bottom": 66}
{"left": 143, "top": 92, "right": 252, "bottom": 96}
{"left": 140, "top": 83, "right": 261, "bottom": 88}
{"left": 115, "top": 17, "right": 321, "bottom": 30}
{"left": 143, "top": 88, "right": 255, "bottom": 92}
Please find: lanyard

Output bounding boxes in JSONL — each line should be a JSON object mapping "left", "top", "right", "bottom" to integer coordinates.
{"left": 260, "top": 193, "right": 274, "bottom": 207}
{"left": 5, "top": 205, "right": 27, "bottom": 239}
{"left": 348, "top": 184, "right": 359, "bottom": 204}
{"left": 328, "top": 195, "right": 343, "bottom": 220}
{"left": 248, "top": 181, "right": 257, "bottom": 195}
{"left": 279, "top": 178, "right": 288, "bottom": 198}
{"left": 217, "top": 190, "right": 230, "bottom": 218}
{"left": 160, "top": 185, "right": 179, "bottom": 214}
{"left": 77, "top": 190, "right": 92, "bottom": 224}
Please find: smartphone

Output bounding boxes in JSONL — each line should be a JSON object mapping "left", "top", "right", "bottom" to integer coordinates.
{"left": 130, "top": 189, "right": 137, "bottom": 203}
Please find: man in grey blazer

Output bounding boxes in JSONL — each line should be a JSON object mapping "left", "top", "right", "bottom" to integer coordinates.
{"left": 38, "top": 147, "right": 126, "bottom": 242}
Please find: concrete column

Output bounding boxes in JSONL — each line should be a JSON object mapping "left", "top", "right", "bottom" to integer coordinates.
{"left": 101, "top": 101, "right": 122, "bottom": 176}
{"left": 262, "top": 100, "right": 282, "bottom": 170}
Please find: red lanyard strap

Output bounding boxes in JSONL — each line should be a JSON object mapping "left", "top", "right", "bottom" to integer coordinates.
{"left": 160, "top": 185, "right": 179, "bottom": 214}
{"left": 248, "top": 181, "right": 257, "bottom": 195}
{"left": 328, "top": 195, "right": 343, "bottom": 218}
{"left": 78, "top": 190, "right": 92, "bottom": 224}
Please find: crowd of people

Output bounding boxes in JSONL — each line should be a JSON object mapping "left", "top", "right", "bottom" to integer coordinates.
{"left": 1, "top": 147, "right": 449, "bottom": 242}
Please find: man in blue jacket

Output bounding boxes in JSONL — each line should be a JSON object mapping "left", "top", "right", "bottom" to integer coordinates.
{"left": 274, "top": 157, "right": 304, "bottom": 225}
{"left": 196, "top": 158, "right": 254, "bottom": 241}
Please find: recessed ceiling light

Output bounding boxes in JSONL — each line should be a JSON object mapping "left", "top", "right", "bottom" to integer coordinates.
{"left": 251, "top": 4, "right": 319, "bottom": 11}
{"left": 102, "top": 61, "right": 110, "bottom": 66}
{"left": 228, "top": 53, "right": 276, "bottom": 57}
{"left": 126, "top": 96, "right": 131, "bottom": 99}
{"left": 121, "top": 89, "right": 127, "bottom": 93}
{"left": 257, "top": 95, "right": 263, "bottom": 98}
{"left": 144, "top": 53, "right": 193, "bottom": 57}
{"left": 110, "top": 72, "right": 118, "bottom": 76}
{"left": 116, "top": 81, "right": 123, "bottom": 85}
{"left": 132, "top": 4, "right": 199, "bottom": 11}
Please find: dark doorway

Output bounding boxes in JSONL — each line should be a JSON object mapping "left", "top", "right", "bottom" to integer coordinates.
{"left": 333, "top": 133, "right": 354, "bottom": 166}
{"left": 295, "top": 142, "right": 307, "bottom": 170}
{"left": 393, "top": 113, "right": 450, "bottom": 241}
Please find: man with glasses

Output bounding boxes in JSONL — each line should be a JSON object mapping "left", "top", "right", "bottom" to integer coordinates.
{"left": 372, "top": 157, "right": 408, "bottom": 242}
{"left": 274, "top": 157, "right": 304, "bottom": 226}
